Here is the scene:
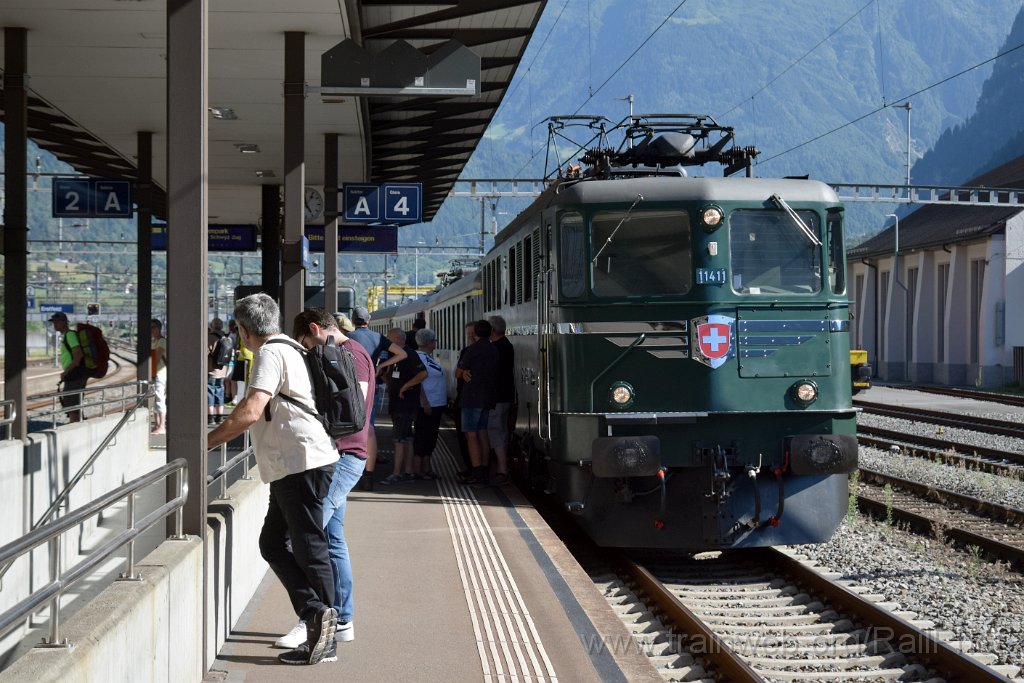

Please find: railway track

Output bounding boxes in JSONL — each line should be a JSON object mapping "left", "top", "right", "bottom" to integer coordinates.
{"left": 854, "top": 400, "right": 1024, "bottom": 440}
{"left": 855, "top": 467, "right": 1024, "bottom": 570}
{"left": 906, "top": 386, "right": 1024, "bottom": 409}
{"left": 593, "top": 547, "right": 1020, "bottom": 681}
{"left": 857, "top": 425, "right": 1024, "bottom": 478}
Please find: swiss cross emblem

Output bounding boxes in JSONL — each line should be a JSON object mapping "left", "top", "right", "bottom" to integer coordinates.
{"left": 691, "top": 315, "right": 734, "bottom": 369}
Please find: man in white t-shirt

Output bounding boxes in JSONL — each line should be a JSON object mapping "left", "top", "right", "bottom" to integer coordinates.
{"left": 207, "top": 293, "right": 339, "bottom": 666}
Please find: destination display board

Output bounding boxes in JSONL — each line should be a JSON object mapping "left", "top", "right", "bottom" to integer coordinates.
{"left": 152, "top": 224, "right": 258, "bottom": 252}
{"left": 305, "top": 225, "right": 399, "bottom": 254}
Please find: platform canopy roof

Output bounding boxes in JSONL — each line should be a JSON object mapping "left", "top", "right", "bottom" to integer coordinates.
{"left": 0, "top": 0, "right": 545, "bottom": 224}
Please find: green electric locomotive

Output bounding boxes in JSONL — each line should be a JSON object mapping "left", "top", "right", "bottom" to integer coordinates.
{"left": 375, "top": 115, "right": 857, "bottom": 550}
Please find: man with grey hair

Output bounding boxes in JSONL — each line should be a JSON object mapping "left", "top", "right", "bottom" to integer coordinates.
{"left": 208, "top": 293, "right": 339, "bottom": 665}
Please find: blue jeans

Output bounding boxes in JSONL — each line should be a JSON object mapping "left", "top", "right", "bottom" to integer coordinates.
{"left": 322, "top": 452, "right": 366, "bottom": 623}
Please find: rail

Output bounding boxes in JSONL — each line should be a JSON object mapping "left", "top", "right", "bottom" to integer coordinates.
{"left": 0, "top": 458, "right": 188, "bottom": 649}
{"left": 28, "top": 379, "right": 150, "bottom": 429}
{"left": 0, "top": 386, "right": 154, "bottom": 585}
{"left": 0, "top": 399, "right": 17, "bottom": 440}
{"left": 206, "top": 431, "right": 255, "bottom": 500}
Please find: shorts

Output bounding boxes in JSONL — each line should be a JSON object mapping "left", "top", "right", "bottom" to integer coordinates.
{"left": 460, "top": 406, "right": 490, "bottom": 433}
{"left": 153, "top": 373, "right": 167, "bottom": 414}
{"left": 391, "top": 412, "right": 415, "bottom": 443}
{"left": 207, "top": 376, "right": 225, "bottom": 406}
{"left": 60, "top": 366, "right": 90, "bottom": 408}
{"left": 370, "top": 383, "right": 385, "bottom": 425}
{"left": 487, "top": 402, "right": 512, "bottom": 446}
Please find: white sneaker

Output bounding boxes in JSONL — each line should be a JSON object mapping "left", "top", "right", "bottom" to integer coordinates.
{"left": 274, "top": 620, "right": 306, "bottom": 649}
{"left": 337, "top": 620, "right": 354, "bottom": 642}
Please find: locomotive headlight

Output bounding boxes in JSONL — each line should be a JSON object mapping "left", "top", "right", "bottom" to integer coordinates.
{"left": 700, "top": 205, "right": 724, "bottom": 231}
{"left": 609, "top": 381, "right": 635, "bottom": 409}
{"left": 790, "top": 381, "right": 818, "bottom": 404}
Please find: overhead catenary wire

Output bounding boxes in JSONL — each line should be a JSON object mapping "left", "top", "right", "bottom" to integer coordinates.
{"left": 514, "top": 0, "right": 690, "bottom": 178}
{"left": 718, "top": 0, "right": 875, "bottom": 120}
{"left": 759, "top": 39, "right": 1024, "bottom": 166}
{"left": 572, "top": 0, "right": 689, "bottom": 115}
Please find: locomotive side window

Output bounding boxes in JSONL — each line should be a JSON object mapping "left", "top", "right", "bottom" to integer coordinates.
{"left": 590, "top": 210, "right": 692, "bottom": 297}
{"left": 827, "top": 209, "right": 846, "bottom": 295}
{"left": 559, "top": 212, "right": 586, "bottom": 298}
{"left": 730, "top": 210, "right": 822, "bottom": 295}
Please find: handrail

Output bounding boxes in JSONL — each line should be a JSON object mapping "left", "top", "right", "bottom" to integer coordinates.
{"left": 0, "top": 385, "right": 152, "bottom": 585}
{"left": 0, "top": 399, "right": 17, "bottom": 440}
{"left": 0, "top": 458, "right": 188, "bottom": 648}
{"left": 28, "top": 379, "right": 151, "bottom": 429}
{"left": 206, "top": 431, "right": 255, "bottom": 500}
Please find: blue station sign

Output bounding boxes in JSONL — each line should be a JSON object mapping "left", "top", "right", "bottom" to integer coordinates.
{"left": 153, "top": 224, "right": 258, "bottom": 252}
{"left": 342, "top": 182, "right": 422, "bottom": 224}
{"left": 40, "top": 303, "right": 75, "bottom": 314}
{"left": 52, "top": 178, "right": 133, "bottom": 218}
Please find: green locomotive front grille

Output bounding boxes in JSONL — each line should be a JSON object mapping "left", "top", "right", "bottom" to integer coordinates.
{"left": 736, "top": 314, "right": 833, "bottom": 379}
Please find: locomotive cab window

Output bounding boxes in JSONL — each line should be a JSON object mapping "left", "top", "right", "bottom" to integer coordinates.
{"left": 559, "top": 212, "right": 587, "bottom": 298}
{"left": 590, "top": 210, "right": 692, "bottom": 297}
{"left": 827, "top": 208, "right": 846, "bottom": 295}
{"left": 730, "top": 209, "right": 822, "bottom": 295}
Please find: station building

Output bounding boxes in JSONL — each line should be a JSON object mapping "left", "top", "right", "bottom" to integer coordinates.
{"left": 848, "top": 155, "right": 1024, "bottom": 388}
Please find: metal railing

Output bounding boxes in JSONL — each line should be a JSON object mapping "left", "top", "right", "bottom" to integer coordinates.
{"left": 28, "top": 379, "right": 150, "bottom": 429}
{"left": 0, "top": 399, "right": 17, "bottom": 440}
{"left": 206, "top": 431, "right": 255, "bottom": 500}
{"left": 0, "top": 385, "right": 154, "bottom": 585}
{"left": 0, "top": 459, "right": 188, "bottom": 649}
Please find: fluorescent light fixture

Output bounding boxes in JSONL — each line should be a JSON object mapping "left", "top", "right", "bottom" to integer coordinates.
{"left": 235, "top": 143, "right": 261, "bottom": 154}
{"left": 209, "top": 107, "right": 238, "bottom": 120}
{"left": 255, "top": 170, "right": 276, "bottom": 178}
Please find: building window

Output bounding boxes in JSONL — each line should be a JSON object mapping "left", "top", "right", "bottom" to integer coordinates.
{"left": 907, "top": 267, "right": 918, "bottom": 363}
{"left": 880, "top": 271, "right": 890, "bottom": 357}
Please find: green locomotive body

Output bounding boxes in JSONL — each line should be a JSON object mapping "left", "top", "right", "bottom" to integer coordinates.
{"left": 374, "top": 116, "right": 857, "bottom": 550}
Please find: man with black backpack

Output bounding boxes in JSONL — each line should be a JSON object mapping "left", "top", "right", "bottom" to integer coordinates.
{"left": 207, "top": 295, "right": 339, "bottom": 665}
{"left": 49, "top": 311, "right": 88, "bottom": 423}
{"left": 269, "top": 307, "right": 375, "bottom": 652}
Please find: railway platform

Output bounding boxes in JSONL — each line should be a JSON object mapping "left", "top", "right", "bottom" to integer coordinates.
{"left": 208, "top": 425, "right": 661, "bottom": 683}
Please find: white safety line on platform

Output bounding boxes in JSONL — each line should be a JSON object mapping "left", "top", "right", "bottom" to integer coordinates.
{"left": 435, "top": 439, "right": 558, "bottom": 683}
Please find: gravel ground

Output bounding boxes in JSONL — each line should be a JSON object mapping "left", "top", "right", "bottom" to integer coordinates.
{"left": 858, "top": 445, "right": 1024, "bottom": 510}
{"left": 793, "top": 517, "right": 1024, "bottom": 672}
{"left": 858, "top": 411, "right": 1024, "bottom": 455}
{"left": 800, "top": 388, "right": 1024, "bottom": 672}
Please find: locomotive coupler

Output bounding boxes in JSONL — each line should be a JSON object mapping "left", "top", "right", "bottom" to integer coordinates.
{"left": 707, "top": 445, "right": 732, "bottom": 503}
{"left": 745, "top": 456, "right": 762, "bottom": 529}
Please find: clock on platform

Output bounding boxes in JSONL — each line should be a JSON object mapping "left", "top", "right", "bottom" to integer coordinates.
{"left": 304, "top": 186, "right": 324, "bottom": 221}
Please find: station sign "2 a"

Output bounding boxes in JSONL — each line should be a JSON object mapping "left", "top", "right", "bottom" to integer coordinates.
{"left": 52, "top": 178, "right": 133, "bottom": 219}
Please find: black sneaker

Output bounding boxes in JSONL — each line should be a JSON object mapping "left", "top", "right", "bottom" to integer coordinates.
{"left": 277, "top": 640, "right": 336, "bottom": 665}
{"left": 306, "top": 606, "right": 337, "bottom": 664}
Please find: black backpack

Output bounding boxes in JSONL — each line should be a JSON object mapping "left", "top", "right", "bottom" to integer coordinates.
{"left": 264, "top": 336, "right": 367, "bottom": 438}
{"left": 211, "top": 332, "right": 234, "bottom": 369}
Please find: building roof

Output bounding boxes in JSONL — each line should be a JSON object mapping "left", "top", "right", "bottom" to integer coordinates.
{"left": 849, "top": 154, "right": 1024, "bottom": 259}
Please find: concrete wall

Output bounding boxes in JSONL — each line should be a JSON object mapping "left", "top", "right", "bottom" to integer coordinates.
{"left": 1, "top": 409, "right": 150, "bottom": 664}
{"left": 0, "top": 470, "right": 270, "bottom": 683}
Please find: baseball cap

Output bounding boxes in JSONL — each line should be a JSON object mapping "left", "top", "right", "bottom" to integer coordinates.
{"left": 352, "top": 306, "right": 371, "bottom": 324}
{"left": 48, "top": 312, "right": 68, "bottom": 323}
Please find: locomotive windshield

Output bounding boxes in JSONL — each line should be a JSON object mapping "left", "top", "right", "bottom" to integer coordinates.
{"left": 590, "top": 210, "right": 692, "bottom": 296}
{"left": 729, "top": 209, "right": 822, "bottom": 294}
